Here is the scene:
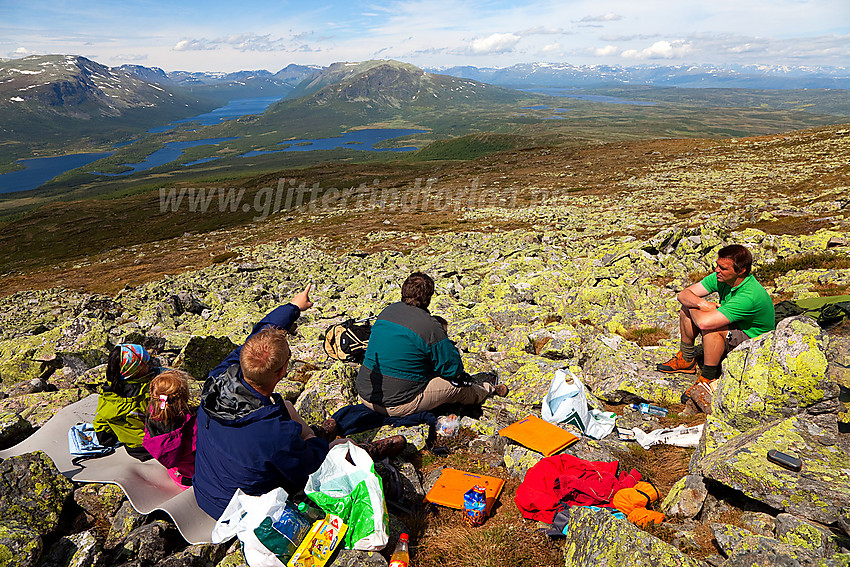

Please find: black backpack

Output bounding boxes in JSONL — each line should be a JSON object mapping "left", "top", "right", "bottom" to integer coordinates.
{"left": 322, "top": 317, "right": 374, "bottom": 363}
{"left": 774, "top": 295, "right": 850, "bottom": 329}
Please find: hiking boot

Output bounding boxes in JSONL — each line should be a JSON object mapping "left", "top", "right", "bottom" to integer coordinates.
{"left": 656, "top": 351, "right": 697, "bottom": 374}
{"left": 311, "top": 418, "right": 339, "bottom": 442}
{"left": 680, "top": 398, "right": 701, "bottom": 416}
{"left": 363, "top": 435, "right": 406, "bottom": 461}
{"left": 494, "top": 384, "right": 509, "bottom": 397}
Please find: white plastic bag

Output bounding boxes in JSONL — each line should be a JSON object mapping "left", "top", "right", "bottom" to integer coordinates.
{"left": 631, "top": 424, "right": 704, "bottom": 449}
{"left": 541, "top": 369, "right": 616, "bottom": 440}
{"left": 304, "top": 441, "right": 389, "bottom": 551}
{"left": 211, "top": 487, "right": 289, "bottom": 567}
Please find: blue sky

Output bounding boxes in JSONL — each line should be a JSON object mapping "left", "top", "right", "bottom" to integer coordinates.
{"left": 2, "top": 0, "right": 848, "bottom": 72}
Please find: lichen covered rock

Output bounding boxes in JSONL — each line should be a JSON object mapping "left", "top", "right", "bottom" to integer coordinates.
{"left": 661, "top": 475, "right": 708, "bottom": 519}
{"left": 37, "top": 530, "right": 101, "bottom": 567}
{"left": 0, "top": 411, "right": 33, "bottom": 448}
{"left": 293, "top": 361, "right": 358, "bottom": 424}
{"left": 0, "top": 388, "right": 89, "bottom": 427}
{"left": 563, "top": 506, "right": 703, "bottom": 567}
{"left": 699, "top": 415, "right": 850, "bottom": 526}
{"left": 175, "top": 335, "right": 239, "bottom": 380}
{"left": 0, "top": 451, "right": 73, "bottom": 533}
{"left": 581, "top": 334, "right": 694, "bottom": 406}
{"left": 0, "top": 522, "right": 42, "bottom": 567}
{"left": 713, "top": 316, "right": 834, "bottom": 432}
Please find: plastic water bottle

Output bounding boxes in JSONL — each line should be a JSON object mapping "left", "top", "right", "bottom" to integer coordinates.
{"left": 272, "top": 502, "right": 312, "bottom": 560}
{"left": 630, "top": 403, "right": 668, "bottom": 417}
{"left": 297, "top": 501, "right": 325, "bottom": 524}
{"left": 389, "top": 533, "right": 410, "bottom": 567}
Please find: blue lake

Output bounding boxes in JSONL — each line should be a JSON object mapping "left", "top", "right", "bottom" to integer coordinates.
{"left": 239, "top": 128, "right": 427, "bottom": 157}
{"left": 93, "top": 137, "right": 239, "bottom": 176}
{"left": 148, "top": 96, "right": 285, "bottom": 133}
{"left": 0, "top": 152, "right": 115, "bottom": 194}
{"left": 520, "top": 88, "right": 658, "bottom": 106}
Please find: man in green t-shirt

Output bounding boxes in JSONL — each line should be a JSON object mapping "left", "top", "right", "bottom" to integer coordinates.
{"left": 656, "top": 244, "right": 775, "bottom": 409}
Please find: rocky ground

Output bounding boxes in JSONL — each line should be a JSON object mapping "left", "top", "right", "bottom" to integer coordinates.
{"left": 1, "top": 124, "right": 849, "bottom": 566}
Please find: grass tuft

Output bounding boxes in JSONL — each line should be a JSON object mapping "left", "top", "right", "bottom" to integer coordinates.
{"left": 618, "top": 326, "right": 669, "bottom": 347}
{"left": 754, "top": 251, "right": 850, "bottom": 286}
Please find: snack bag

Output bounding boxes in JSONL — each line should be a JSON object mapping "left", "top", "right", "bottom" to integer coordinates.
{"left": 287, "top": 514, "right": 348, "bottom": 567}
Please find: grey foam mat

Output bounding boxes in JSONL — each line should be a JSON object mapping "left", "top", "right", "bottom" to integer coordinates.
{"left": 0, "top": 395, "right": 216, "bottom": 544}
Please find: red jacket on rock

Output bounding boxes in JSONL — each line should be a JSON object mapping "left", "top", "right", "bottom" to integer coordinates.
{"left": 514, "top": 453, "right": 641, "bottom": 522}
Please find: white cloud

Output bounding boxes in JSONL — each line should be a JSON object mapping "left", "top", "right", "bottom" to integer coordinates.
{"left": 112, "top": 53, "right": 149, "bottom": 61}
{"left": 580, "top": 13, "right": 622, "bottom": 23}
{"left": 13, "top": 47, "right": 32, "bottom": 56}
{"left": 622, "top": 40, "right": 692, "bottom": 60}
{"left": 518, "top": 26, "right": 565, "bottom": 37}
{"left": 541, "top": 43, "right": 561, "bottom": 53}
{"left": 173, "top": 39, "right": 214, "bottom": 51}
{"left": 172, "top": 33, "right": 306, "bottom": 53}
{"left": 594, "top": 45, "right": 619, "bottom": 56}
{"left": 469, "top": 33, "right": 521, "bottom": 54}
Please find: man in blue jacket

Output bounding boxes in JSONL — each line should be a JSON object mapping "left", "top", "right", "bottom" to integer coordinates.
{"left": 356, "top": 272, "right": 508, "bottom": 417}
{"left": 193, "top": 284, "right": 329, "bottom": 519}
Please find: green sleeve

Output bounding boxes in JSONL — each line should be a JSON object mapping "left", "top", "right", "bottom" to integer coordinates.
{"left": 430, "top": 337, "right": 464, "bottom": 379}
{"left": 699, "top": 273, "right": 719, "bottom": 294}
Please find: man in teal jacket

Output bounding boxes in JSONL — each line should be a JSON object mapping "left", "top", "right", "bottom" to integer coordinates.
{"left": 356, "top": 272, "right": 508, "bottom": 417}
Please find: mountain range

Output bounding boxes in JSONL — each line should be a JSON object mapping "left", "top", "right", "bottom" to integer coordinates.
{"left": 110, "top": 60, "right": 850, "bottom": 91}
{"left": 4, "top": 53, "right": 850, "bottom": 194}
{"left": 115, "top": 62, "right": 320, "bottom": 94}
{"left": 430, "top": 62, "right": 850, "bottom": 89}
{"left": 0, "top": 55, "right": 215, "bottom": 154}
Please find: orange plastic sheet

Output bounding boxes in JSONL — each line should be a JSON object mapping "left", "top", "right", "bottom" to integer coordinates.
{"left": 424, "top": 468, "right": 505, "bottom": 515}
{"left": 498, "top": 415, "right": 579, "bottom": 456}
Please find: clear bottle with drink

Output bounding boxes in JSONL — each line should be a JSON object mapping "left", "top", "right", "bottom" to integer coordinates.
{"left": 630, "top": 403, "right": 668, "bottom": 417}
{"left": 389, "top": 533, "right": 409, "bottom": 567}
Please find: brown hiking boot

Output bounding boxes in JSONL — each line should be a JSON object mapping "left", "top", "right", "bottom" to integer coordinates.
{"left": 363, "top": 435, "right": 406, "bottom": 461}
{"left": 311, "top": 418, "right": 339, "bottom": 442}
{"left": 684, "top": 379, "right": 717, "bottom": 414}
{"left": 494, "top": 384, "right": 509, "bottom": 396}
{"left": 656, "top": 351, "right": 697, "bottom": 374}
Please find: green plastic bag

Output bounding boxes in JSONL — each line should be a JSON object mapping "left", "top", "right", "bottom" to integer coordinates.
{"left": 304, "top": 441, "right": 389, "bottom": 551}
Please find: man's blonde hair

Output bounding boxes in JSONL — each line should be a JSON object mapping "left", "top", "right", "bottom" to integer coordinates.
{"left": 240, "top": 327, "right": 291, "bottom": 387}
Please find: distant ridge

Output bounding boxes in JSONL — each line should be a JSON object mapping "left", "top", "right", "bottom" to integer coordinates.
{"left": 430, "top": 62, "right": 850, "bottom": 89}
{"left": 0, "top": 55, "right": 213, "bottom": 146}
{"left": 0, "top": 55, "right": 199, "bottom": 116}
{"left": 117, "top": 62, "right": 321, "bottom": 90}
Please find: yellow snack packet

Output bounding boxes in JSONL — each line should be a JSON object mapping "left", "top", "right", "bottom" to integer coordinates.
{"left": 287, "top": 514, "right": 348, "bottom": 567}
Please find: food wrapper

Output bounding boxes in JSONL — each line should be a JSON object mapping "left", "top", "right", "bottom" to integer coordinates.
{"left": 287, "top": 514, "right": 348, "bottom": 567}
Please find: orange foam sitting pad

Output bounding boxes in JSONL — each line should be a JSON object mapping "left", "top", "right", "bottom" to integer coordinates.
{"left": 424, "top": 468, "right": 505, "bottom": 515}
{"left": 498, "top": 415, "right": 579, "bottom": 456}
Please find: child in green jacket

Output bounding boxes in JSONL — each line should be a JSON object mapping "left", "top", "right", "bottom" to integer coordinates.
{"left": 94, "top": 344, "right": 160, "bottom": 458}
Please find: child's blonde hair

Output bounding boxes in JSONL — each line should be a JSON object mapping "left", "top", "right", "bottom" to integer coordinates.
{"left": 149, "top": 370, "right": 191, "bottom": 426}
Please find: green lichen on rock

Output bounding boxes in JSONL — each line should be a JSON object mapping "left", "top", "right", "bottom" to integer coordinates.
{"left": 0, "top": 388, "right": 88, "bottom": 427}
{"left": 0, "top": 451, "right": 73, "bottom": 534}
{"left": 563, "top": 506, "right": 703, "bottom": 567}
{"left": 0, "top": 522, "right": 42, "bottom": 567}
{"left": 581, "top": 334, "right": 692, "bottom": 406}
{"left": 174, "top": 335, "right": 238, "bottom": 380}
{"left": 216, "top": 547, "right": 248, "bottom": 567}
{"left": 293, "top": 361, "right": 357, "bottom": 424}
{"left": 0, "top": 328, "right": 63, "bottom": 387}
{"left": 502, "top": 444, "right": 543, "bottom": 478}
{"left": 689, "top": 414, "right": 741, "bottom": 472}
{"left": 778, "top": 520, "right": 823, "bottom": 550}
{"left": 714, "top": 316, "right": 831, "bottom": 432}
{"left": 0, "top": 411, "right": 33, "bottom": 447}
{"left": 699, "top": 416, "right": 850, "bottom": 525}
